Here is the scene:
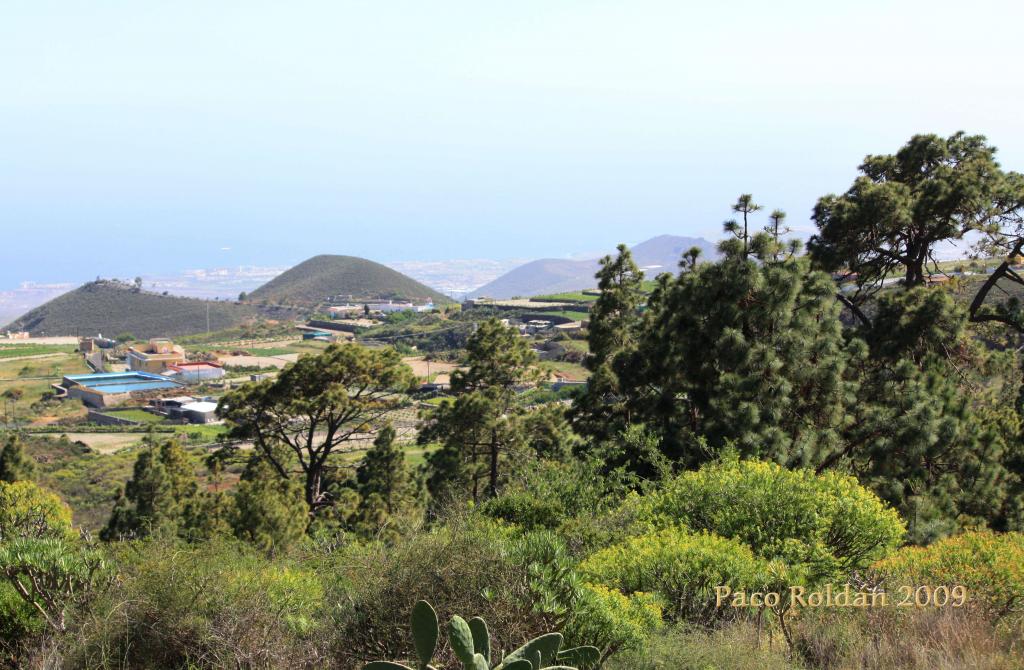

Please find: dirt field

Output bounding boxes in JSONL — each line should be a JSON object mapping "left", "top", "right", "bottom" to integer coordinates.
{"left": 403, "top": 356, "right": 460, "bottom": 384}
{"left": 1, "top": 336, "right": 79, "bottom": 345}
{"left": 218, "top": 353, "right": 300, "bottom": 369}
{"left": 57, "top": 432, "right": 145, "bottom": 454}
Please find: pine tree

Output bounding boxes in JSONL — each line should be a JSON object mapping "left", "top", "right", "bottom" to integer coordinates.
{"left": 627, "top": 252, "right": 855, "bottom": 470}
{"left": 588, "top": 245, "right": 646, "bottom": 370}
{"left": 218, "top": 343, "right": 413, "bottom": 515}
{"left": 0, "top": 434, "right": 35, "bottom": 483}
{"left": 841, "top": 287, "right": 1024, "bottom": 541}
{"left": 420, "top": 319, "right": 538, "bottom": 501}
{"left": 809, "top": 132, "right": 1024, "bottom": 289}
{"left": 181, "top": 459, "right": 233, "bottom": 541}
{"left": 422, "top": 387, "right": 514, "bottom": 502}
{"left": 354, "top": 423, "right": 418, "bottom": 539}
{"left": 100, "top": 437, "right": 198, "bottom": 540}
{"left": 719, "top": 194, "right": 765, "bottom": 259}
{"left": 572, "top": 245, "right": 645, "bottom": 445}
{"left": 231, "top": 453, "right": 307, "bottom": 553}
{"left": 356, "top": 424, "right": 409, "bottom": 516}
{"left": 520, "top": 403, "right": 577, "bottom": 461}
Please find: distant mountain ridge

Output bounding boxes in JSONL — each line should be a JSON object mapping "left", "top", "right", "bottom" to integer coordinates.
{"left": 247, "top": 255, "right": 453, "bottom": 306}
{"left": 2, "top": 280, "right": 292, "bottom": 339}
{"left": 470, "top": 235, "right": 718, "bottom": 298}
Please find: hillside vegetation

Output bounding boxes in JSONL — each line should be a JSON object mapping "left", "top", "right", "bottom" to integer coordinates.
{"left": 3, "top": 280, "right": 291, "bottom": 339}
{"left": 5, "top": 135, "right": 1024, "bottom": 670}
{"left": 248, "top": 255, "right": 452, "bottom": 306}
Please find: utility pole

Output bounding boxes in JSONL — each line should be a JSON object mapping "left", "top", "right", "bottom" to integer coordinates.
{"left": 206, "top": 303, "right": 211, "bottom": 334}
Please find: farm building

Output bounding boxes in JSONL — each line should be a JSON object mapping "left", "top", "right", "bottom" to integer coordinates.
{"left": 78, "top": 335, "right": 116, "bottom": 352}
{"left": 149, "top": 396, "right": 197, "bottom": 412}
{"left": 57, "top": 371, "right": 184, "bottom": 408}
{"left": 127, "top": 338, "right": 186, "bottom": 373}
{"left": 163, "top": 361, "right": 225, "bottom": 383}
{"left": 174, "top": 401, "right": 219, "bottom": 424}
{"left": 148, "top": 396, "right": 219, "bottom": 423}
{"left": 366, "top": 301, "right": 434, "bottom": 314}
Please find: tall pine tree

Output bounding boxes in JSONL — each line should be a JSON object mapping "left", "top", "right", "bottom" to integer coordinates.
{"left": 231, "top": 451, "right": 308, "bottom": 553}
{"left": 101, "top": 436, "right": 198, "bottom": 540}
{"left": 356, "top": 423, "right": 413, "bottom": 525}
{"left": 572, "top": 245, "right": 645, "bottom": 444}
{"left": 626, "top": 250, "right": 855, "bottom": 471}
{"left": 0, "top": 434, "right": 35, "bottom": 483}
{"left": 420, "top": 319, "right": 537, "bottom": 502}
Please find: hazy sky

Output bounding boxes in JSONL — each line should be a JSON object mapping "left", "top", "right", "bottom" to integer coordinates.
{"left": 2, "top": 0, "right": 1023, "bottom": 287}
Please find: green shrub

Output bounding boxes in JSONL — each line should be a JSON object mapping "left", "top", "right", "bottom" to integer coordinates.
{"left": 480, "top": 491, "right": 567, "bottom": 530}
{"left": 500, "top": 529, "right": 664, "bottom": 657}
{"left": 501, "top": 460, "right": 629, "bottom": 519}
{"left": 580, "top": 527, "right": 770, "bottom": 622}
{"left": 0, "top": 482, "right": 107, "bottom": 647}
{"left": 565, "top": 584, "right": 662, "bottom": 658}
{"left": 871, "top": 530, "right": 1024, "bottom": 620}
{"left": 606, "top": 621, "right": 800, "bottom": 670}
{"left": 63, "top": 538, "right": 324, "bottom": 668}
{"left": 632, "top": 458, "right": 905, "bottom": 582}
{"left": 331, "top": 518, "right": 641, "bottom": 668}
{"left": 329, "top": 519, "right": 539, "bottom": 667}
{"left": 483, "top": 459, "right": 635, "bottom": 550}
{"left": 0, "top": 581, "right": 43, "bottom": 664}
{"left": 506, "top": 529, "right": 581, "bottom": 623}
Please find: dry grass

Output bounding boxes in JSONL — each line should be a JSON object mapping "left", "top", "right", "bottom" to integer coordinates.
{"left": 607, "top": 621, "right": 800, "bottom": 670}
{"left": 610, "top": 603, "right": 1023, "bottom": 670}
{"left": 793, "top": 605, "right": 1024, "bottom": 670}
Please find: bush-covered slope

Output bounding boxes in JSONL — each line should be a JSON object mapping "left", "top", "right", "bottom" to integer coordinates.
{"left": 248, "top": 255, "right": 452, "bottom": 306}
{"left": 2, "top": 280, "right": 286, "bottom": 339}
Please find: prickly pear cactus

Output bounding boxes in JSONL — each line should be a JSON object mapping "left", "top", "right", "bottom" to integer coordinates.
{"left": 361, "top": 600, "right": 600, "bottom": 670}
{"left": 411, "top": 600, "right": 440, "bottom": 670}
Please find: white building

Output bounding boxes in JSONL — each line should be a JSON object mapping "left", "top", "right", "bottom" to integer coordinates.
{"left": 163, "top": 362, "right": 226, "bottom": 384}
{"left": 367, "top": 301, "right": 434, "bottom": 314}
{"left": 176, "top": 401, "right": 219, "bottom": 424}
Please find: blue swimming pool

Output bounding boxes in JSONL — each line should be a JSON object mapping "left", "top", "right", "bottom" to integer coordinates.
{"left": 65, "top": 372, "right": 182, "bottom": 394}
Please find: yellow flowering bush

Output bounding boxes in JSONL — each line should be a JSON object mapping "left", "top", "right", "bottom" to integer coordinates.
{"left": 580, "top": 527, "right": 769, "bottom": 621}
{"left": 567, "top": 583, "right": 663, "bottom": 656}
{"left": 631, "top": 459, "right": 905, "bottom": 582}
{"left": 872, "top": 531, "right": 1024, "bottom": 620}
{"left": 0, "top": 481, "right": 74, "bottom": 542}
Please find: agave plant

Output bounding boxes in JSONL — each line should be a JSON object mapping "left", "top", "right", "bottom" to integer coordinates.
{"left": 364, "top": 600, "right": 599, "bottom": 670}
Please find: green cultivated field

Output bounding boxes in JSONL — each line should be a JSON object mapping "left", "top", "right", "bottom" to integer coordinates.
{"left": 0, "top": 344, "right": 76, "bottom": 359}
{"left": 531, "top": 291, "right": 600, "bottom": 303}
